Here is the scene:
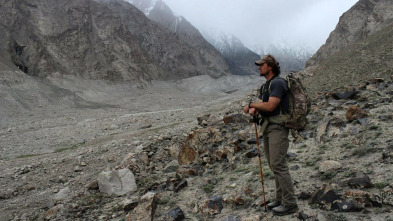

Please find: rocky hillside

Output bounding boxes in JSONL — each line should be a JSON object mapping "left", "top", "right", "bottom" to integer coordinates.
{"left": 0, "top": 0, "right": 231, "bottom": 83}
{"left": 127, "top": 0, "right": 211, "bottom": 48}
{"left": 1, "top": 74, "right": 392, "bottom": 220}
{"left": 129, "top": 0, "right": 260, "bottom": 76}
{"left": 302, "top": 0, "right": 393, "bottom": 96}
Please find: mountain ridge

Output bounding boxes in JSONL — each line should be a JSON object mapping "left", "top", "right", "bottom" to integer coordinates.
{"left": 0, "top": 0, "right": 232, "bottom": 84}
{"left": 128, "top": 0, "right": 261, "bottom": 76}
{"left": 201, "top": 29, "right": 260, "bottom": 76}
{"left": 307, "top": 0, "right": 393, "bottom": 67}
{"left": 301, "top": 0, "right": 393, "bottom": 96}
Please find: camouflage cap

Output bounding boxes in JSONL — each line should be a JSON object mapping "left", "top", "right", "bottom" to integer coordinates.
{"left": 255, "top": 54, "right": 278, "bottom": 66}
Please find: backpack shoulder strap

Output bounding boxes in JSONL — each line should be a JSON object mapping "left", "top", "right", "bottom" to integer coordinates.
{"left": 267, "top": 76, "right": 283, "bottom": 93}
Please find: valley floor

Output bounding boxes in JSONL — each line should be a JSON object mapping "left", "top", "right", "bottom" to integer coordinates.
{"left": 1, "top": 72, "right": 393, "bottom": 221}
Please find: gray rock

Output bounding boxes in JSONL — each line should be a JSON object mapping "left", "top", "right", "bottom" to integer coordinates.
{"left": 319, "top": 160, "right": 342, "bottom": 173}
{"left": 140, "top": 124, "right": 152, "bottom": 129}
{"left": 127, "top": 192, "right": 157, "bottom": 221}
{"left": 50, "top": 187, "right": 71, "bottom": 207}
{"left": 347, "top": 174, "right": 373, "bottom": 188}
{"left": 331, "top": 91, "right": 358, "bottom": 100}
{"left": 45, "top": 204, "right": 64, "bottom": 220}
{"left": 86, "top": 180, "right": 99, "bottom": 190}
{"left": 163, "top": 160, "right": 179, "bottom": 173}
{"left": 245, "top": 148, "right": 258, "bottom": 158}
{"left": 74, "top": 166, "right": 82, "bottom": 172}
{"left": 200, "top": 196, "right": 224, "bottom": 215}
{"left": 97, "top": 168, "right": 137, "bottom": 196}
{"left": 197, "top": 114, "right": 211, "bottom": 126}
{"left": 310, "top": 185, "right": 340, "bottom": 206}
{"left": 137, "top": 151, "right": 150, "bottom": 165}
{"left": 167, "top": 206, "right": 185, "bottom": 221}
{"left": 331, "top": 199, "right": 364, "bottom": 212}
{"left": 174, "top": 179, "right": 188, "bottom": 193}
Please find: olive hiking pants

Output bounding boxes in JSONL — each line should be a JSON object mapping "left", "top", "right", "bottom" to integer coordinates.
{"left": 262, "top": 124, "right": 297, "bottom": 206}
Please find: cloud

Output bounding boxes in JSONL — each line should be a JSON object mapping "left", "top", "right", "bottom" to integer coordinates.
{"left": 162, "top": 0, "right": 358, "bottom": 50}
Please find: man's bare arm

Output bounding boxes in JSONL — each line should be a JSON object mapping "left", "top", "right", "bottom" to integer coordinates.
{"left": 249, "top": 96, "right": 281, "bottom": 112}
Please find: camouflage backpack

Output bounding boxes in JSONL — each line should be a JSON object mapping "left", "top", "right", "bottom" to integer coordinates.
{"left": 261, "top": 72, "right": 311, "bottom": 131}
{"left": 282, "top": 72, "right": 311, "bottom": 130}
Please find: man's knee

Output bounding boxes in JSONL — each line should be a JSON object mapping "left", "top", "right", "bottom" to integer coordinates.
{"left": 270, "top": 161, "right": 288, "bottom": 174}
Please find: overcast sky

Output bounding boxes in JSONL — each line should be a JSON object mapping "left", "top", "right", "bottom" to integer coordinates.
{"left": 162, "top": 0, "right": 359, "bottom": 51}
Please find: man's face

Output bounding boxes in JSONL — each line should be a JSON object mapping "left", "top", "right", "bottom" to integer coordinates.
{"left": 258, "top": 63, "right": 269, "bottom": 76}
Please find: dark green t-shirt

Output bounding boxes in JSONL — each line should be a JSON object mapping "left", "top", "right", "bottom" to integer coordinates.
{"left": 258, "top": 76, "right": 289, "bottom": 117}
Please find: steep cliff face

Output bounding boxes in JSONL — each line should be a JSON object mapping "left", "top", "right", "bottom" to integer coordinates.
{"left": 302, "top": 0, "right": 393, "bottom": 96}
{"left": 129, "top": 0, "right": 260, "bottom": 76}
{"left": 306, "top": 0, "right": 393, "bottom": 67}
{"left": 0, "top": 0, "right": 231, "bottom": 83}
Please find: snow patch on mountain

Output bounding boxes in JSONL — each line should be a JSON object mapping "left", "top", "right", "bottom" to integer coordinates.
{"left": 124, "top": 0, "right": 158, "bottom": 15}
{"left": 251, "top": 39, "right": 315, "bottom": 60}
{"left": 201, "top": 28, "right": 245, "bottom": 54}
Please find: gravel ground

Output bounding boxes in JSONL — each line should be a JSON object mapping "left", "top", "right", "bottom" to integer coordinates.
{"left": 0, "top": 71, "right": 260, "bottom": 220}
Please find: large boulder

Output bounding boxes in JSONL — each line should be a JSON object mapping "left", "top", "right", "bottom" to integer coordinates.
{"left": 97, "top": 168, "right": 137, "bottom": 196}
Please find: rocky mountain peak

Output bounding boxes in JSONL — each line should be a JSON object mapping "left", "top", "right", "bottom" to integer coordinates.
{"left": 301, "top": 0, "right": 393, "bottom": 96}
{"left": 201, "top": 29, "right": 261, "bottom": 76}
{"left": 128, "top": 0, "right": 261, "bottom": 76}
{"left": 253, "top": 42, "right": 314, "bottom": 73}
{"left": 306, "top": 0, "right": 393, "bottom": 67}
{"left": 0, "top": 0, "right": 231, "bottom": 84}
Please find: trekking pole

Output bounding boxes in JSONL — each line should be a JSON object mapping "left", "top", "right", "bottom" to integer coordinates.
{"left": 253, "top": 114, "right": 268, "bottom": 212}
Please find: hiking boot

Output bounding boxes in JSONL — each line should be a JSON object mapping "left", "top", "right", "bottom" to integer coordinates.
{"left": 267, "top": 200, "right": 281, "bottom": 210}
{"left": 272, "top": 204, "right": 298, "bottom": 216}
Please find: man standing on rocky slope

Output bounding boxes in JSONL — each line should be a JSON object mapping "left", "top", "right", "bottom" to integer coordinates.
{"left": 243, "top": 54, "right": 298, "bottom": 216}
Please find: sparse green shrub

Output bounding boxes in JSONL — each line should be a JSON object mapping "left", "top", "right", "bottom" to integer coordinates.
{"left": 374, "top": 182, "right": 390, "bottom": 189}
{"left": 352, "top": 146, "right": 375, "bottom": 157}
{"left": 247, "top": 176, "right": 255, "bottom": 183}
{"left": 321, "top": 171, "right": 337, "bottom": 180}
{"left": 336, "top": 214, "right": 347, "bottom": 221}
{"left": 300, "top": 144, "right": 308, "bottom": 149}
{"left": 263, "top": 169, "right": 274, "bottom": 179}
{"left": 233, "top": 166, "right": 249, "bottom": 173}
{"left": 229, "top": 176, "right": 237, "bottom": 181}
{"left": 341, "top": 142, "right": 355, "bottom": 149}
{"left": 343, "top": 171, "right": 355, "bottom": 178}
{"left": 111, "top": 203, "right": 123, "bottom": 213}
{"left": 369, "top": 125, "right": 380, "bottom": 130}
{"left": 366, "top": 168, "right": 374, "bottom": 175}
{"left": 217, "top": 175, "right": 225, "bottom": 183}
{"left": 202, "top": 183, "right": 215, "bottom": 193}
{"left": 306, "top": 159, "right": 315, "bottom": 167}
{"left": 318, "top": 150, "right": 325, "bottom": 155}
{"left": 318, "top": 144, "right": 328, "bottom": 150}
{"left": 137, "top": 175, "right": 159, "bottom": 189}
{"left": 341, "top": 133, "right": 349, "bottom": 138}
{"left": 379, "top": 109, "right": 387, "bottom": 114}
